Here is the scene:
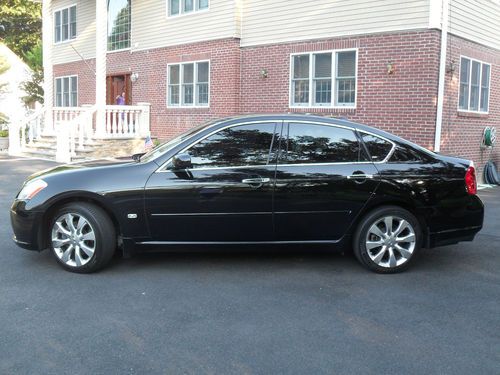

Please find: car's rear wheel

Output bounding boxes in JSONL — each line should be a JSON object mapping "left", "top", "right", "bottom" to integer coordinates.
{"left": 353, "top": 206, "right": 421, "bottom": 273}
{"left": 49, "top": 203, "right": 116, "bottom": 273}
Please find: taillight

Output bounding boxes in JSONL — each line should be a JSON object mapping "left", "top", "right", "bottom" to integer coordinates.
{"left": 465, "top": 165, "right": 477, "bottom": 195}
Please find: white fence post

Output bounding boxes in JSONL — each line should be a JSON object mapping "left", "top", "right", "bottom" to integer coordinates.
{"left": 55, "top": 123, "right": 71, "bottom": 163}
{"left": 137, "top": 102, "right": 151, "bottom": 137}
{"left": 8, "top": 123, "right": 21, "bottom": 156}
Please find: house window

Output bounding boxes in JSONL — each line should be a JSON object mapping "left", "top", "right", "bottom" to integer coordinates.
{"left": 459, "top": 56, "right": 491, "bottom": 113}
{"left": 108, "top": 0, "right": 131, "bottom": 51}
{"left": 54, "top": 5, "right": 76, "bottom": 43}
{"left": 168, "top": 61, "right": 209, "bottom": 107}
{"left": 290, "top": 50, "right": 357, "bottom": 108}
{"left": 55, "top": 76, "right": 78, "bottom": 107}
{"left": 168, "top": 0, "right": 209, "bottom": 16}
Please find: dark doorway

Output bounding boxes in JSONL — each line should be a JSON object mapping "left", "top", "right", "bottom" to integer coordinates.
{"left": 106, "top": 74, "right": 131, "bottom": 105}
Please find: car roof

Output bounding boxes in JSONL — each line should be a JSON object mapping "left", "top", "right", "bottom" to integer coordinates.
{"left": 215, "top": 114, "right": 396, "bottom": 139}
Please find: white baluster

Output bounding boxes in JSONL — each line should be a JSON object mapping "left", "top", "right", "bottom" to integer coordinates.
{"left": 106, "top": 109, "right": 110, "bottom": 135}
{"left": 78, "top": 116, "right": 85, "bottom": 151}
{"left": 112, "top": 110, "right": 117, "bottom": 135}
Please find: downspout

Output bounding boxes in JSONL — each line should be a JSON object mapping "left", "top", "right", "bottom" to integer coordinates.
{"left": 434, "top": 0, "right": 450, "bottom": 153}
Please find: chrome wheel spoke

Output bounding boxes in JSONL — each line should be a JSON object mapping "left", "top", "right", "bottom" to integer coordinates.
{"left": 52, "top": 237, "right": 70, "bottom": 248}
{"left": 394, "top": 220, "right": 409, "bottom": 236}
{"left": 55, "top": 222, "right": 71, "bottom": 236}
{"left": 366, "top": 240, "right": 384, "bottom": 250}
{"left": 64, "top": 213, "right": 76, "bottom": 232}
{"left": 388, "top": 248, "right": 397, "bottom": 268}
{"left": 384, "top": 216, "right": 393, "bottom": 235}
{"left": 76, "top": 216, "right": 86, "bottom": 233}
{"left": 395, "top": 244, "right": 412, "bottom": 259}
{"left": 372, "top": 246, "right": 387, "bottom": 264}
{"left": 81, "top": 231, "right": 95, "bottom": 242}
{"left": 80, "top": 243, "right": 95, "bottom": 257}
{"left": 368, "top": 224, "right": 386, "bottom": 239}
{"left": 74, "top": 246, "right": 84, "bottom": 267}
{"left": 397, "top": 233, "right": 416, "bottom": 243}
{"left": 61, "top": 244, "right": 74, "bottom": 263}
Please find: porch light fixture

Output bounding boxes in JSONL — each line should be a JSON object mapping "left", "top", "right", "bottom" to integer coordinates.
{"left": 387, "top": 61, "right": 395, "bottom": 75}
{"left": 131, "top": 72, "right": 139, "bottom": 83}
{"left": 259, "top": 68, "right": 268, "bottom": 79}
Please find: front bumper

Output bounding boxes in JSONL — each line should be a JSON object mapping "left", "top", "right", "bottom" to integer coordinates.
{"left": 10, "top": 200, "right": 45, "bottom": 251}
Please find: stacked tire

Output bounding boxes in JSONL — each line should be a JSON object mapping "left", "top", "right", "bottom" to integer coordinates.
{"left": 484, "top": 161, "right": 500, "bottom": 185}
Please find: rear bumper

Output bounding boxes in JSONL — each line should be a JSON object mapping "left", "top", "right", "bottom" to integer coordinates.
{"left": 428, "top": 225, "right": 482, "bottom": 248}
{"left": 10, "top": 200, "right": 45, "bottom": 251}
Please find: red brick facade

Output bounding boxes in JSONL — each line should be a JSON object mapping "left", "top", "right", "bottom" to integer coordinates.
{"left": 440, "top": 34, "right": 500, "bottom": 178}
{"left": 53, "top": 30, "right": 499, "bottom": 180}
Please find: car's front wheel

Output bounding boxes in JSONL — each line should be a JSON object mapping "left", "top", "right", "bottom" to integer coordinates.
{"left": 49, "top": 202, "right": 116, "bottom": 273}
{"left": 353, "top": 206, "right": 421, "bottom": 273}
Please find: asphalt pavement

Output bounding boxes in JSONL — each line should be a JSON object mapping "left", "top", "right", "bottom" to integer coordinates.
{"left": 0, "top": 156, "right": 499, "bottom": 375}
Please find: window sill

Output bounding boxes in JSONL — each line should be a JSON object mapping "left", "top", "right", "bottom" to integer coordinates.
{"left": 289, "top": 106, "right": 356, "bottom": 113}
{"left": 457, "top": 110, "right": 489, "bottom": 118}
{"left": 107, "top": 48, "right": 131, "bottom": 54}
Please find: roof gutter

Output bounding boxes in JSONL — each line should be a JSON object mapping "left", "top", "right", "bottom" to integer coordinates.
{"left": 434, "top": 0, "right": 450, "bottom": 153}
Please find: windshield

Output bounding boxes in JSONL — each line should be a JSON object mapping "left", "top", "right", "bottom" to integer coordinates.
{"left": 139, "top": 120, "right": 218, "bottom": 163}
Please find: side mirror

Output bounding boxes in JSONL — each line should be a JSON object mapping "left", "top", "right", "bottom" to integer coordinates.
{"left": 171, "top": 153, "right": 192, "bottom": 170}
{"left": 132, "top": 152, "right": 145, "bottom": 161}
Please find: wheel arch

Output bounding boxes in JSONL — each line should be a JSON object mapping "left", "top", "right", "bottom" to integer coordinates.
{"left": 348, "top": 198, "right": 430, "bottom": 247}
{"left": 38, "top": 191, "right": 122, "bottom": 250}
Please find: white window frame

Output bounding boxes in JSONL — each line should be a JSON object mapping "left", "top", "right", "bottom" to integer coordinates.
{"left": 54, "top": 75, "right": 78, "bottom": 107}
{"left": 289, "top": 48, "right": 358, "bottom": 109}
{"left": 167, "top": 0, "right": 209, "bottom": 18}
{"left": 167, "top": 60, "right": 210, "bottom": 108}
{"left": 458, "top": 55, "right": 491, "bottom": 114}
{"left": 53, "top": 4, "right": 77, "bottom": 44}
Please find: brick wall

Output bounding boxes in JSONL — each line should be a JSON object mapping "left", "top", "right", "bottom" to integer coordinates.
{"left": 240, "top": 30, "right": 441, "bottom": 149}
{"left": 440, "top": 34, "right": 500, "bottom": 181}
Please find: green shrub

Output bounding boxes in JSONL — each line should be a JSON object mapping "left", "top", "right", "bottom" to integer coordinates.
{"left": 0, "top": 129, "right": 8, "bottom": 137}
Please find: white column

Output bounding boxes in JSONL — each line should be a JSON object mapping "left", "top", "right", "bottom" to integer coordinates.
{"left": 95, "top": 0, "right": 107, "bottom": 137}
{"left": 434, "top": 0, "right": 449, "bottom": 153}
{"left": 42, "top": 0, "right": 54, "bottom": 135}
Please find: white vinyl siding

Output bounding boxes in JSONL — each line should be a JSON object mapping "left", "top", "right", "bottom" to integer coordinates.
{"left": 449, "top": 0, "right": 500, "bottom": 50}
{"left": 133, "top": 0, "right": 235, "bottom": 51}
{"left": 458, "top": 56, "right": 491, "bottom": 113}
{"left": 290, "top": 49, "right": 357, "bottom": 108}
{"left": 54, "top": 5, "right": 76, "bottom": 43}
{"left": 241, "top": 0, "right": 430, "bottom": 47}
{"left": 55, "top": 75, "right": 78, "bottom": 107}
{"left": 168, "top": 61, "right": 210, "bottom": 107}
{"left": 52, "top": 0, "right": 96, "bottom": 64}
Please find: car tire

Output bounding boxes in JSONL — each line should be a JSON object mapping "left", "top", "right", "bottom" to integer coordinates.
{"left": 353, "top": 206, "right": 421, "bottom": 274}
{"left": 49, "top": 202, "right": 116, "bottom": 273}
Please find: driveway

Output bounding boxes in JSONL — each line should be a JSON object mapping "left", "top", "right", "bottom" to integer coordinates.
{"left": 0, "top": 157, "right": 499, "bottom": 375}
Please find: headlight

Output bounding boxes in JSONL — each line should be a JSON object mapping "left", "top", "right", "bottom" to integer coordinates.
{"left": 18, "top": 179, "right": 48, "bottom": 200}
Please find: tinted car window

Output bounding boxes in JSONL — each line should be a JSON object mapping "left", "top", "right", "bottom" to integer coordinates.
{"left": 360, "top": 133, "right": 393, "bottom": 162}
{"left": 389, "top": 145, "right": 426, "bottom": 163}
{"left": 187, "top": 123, "right": 278, "bottom": 168}
{"left": 284, "top": 123, "right": 366, "bottom": 164}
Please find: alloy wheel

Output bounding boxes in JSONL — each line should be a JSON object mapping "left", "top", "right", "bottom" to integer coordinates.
{"left": 365, "top": 215, "right": 416, "bottom": 268}
{"left": 51, "top": 213, "right": 96, "bottom": 267}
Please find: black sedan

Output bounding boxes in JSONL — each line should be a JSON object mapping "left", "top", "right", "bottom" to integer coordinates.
{"left": 11, "top": 114, "right": 484, "bottom": 273}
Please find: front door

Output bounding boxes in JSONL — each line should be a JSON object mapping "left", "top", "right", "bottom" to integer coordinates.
{"left": 106, "top": 74, "right": 131, "bottom": 105}
{"left": 144, "top": 122, "right": 281, "bottom": 242}
{"left": 273, "top": 121, "right": 380, "bottom": 241}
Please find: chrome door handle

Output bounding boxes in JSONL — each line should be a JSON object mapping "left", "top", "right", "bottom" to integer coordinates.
{"left": 241, "top": 177, "right": 271, "bottom": 184}
{"left": 346, "top": 174, "right": 374, "bottom": 179}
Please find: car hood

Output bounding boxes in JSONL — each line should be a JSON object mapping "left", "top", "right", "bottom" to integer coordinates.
{"left": 25, "top": 158, "right": 136, "bottom": 183}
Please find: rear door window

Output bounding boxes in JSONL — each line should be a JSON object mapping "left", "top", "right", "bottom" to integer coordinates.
{"left": 360, "top": 133, "right": 393, "bottom": 162}
{"left": 283, "top": 122, "right": 367, "bottom": 164}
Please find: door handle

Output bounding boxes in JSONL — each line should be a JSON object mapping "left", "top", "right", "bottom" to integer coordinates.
{"left": 346, "top": 174, "right": 373, "bottom": 180}
{"left": 241, "top": 177, "right": 271, "bottom": 184}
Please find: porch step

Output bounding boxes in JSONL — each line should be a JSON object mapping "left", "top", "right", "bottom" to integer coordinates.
{"left": 19, "top": 137, "right": 147, "bottom": 162}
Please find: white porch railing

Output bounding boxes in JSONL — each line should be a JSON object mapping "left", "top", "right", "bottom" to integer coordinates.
{"left": 8, "top": 103, "right": 151, "bottom": 163}
{"left": 8, "top": 107, "right": 45, "bottom": 156}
